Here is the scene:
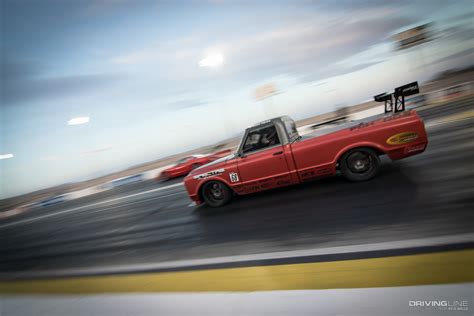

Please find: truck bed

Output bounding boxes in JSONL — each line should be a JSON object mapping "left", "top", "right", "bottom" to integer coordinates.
{"left": 291, "top": 110, "right": 428, "bottom": 182}
{"left": 302, "top": 111, "right": 399, "bottom": 139}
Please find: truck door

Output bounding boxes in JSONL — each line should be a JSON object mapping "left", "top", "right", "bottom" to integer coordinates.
{"left": 236, "top": 124, "right": 291, "bottom": 193}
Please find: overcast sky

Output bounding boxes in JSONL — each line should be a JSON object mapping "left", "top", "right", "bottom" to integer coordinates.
{"left": 1, "top": 0, "right": 473, "bottom": 198}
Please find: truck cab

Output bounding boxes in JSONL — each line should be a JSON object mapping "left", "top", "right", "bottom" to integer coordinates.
{"left": 234, "top": 116, "right": 301, "bottom": 193}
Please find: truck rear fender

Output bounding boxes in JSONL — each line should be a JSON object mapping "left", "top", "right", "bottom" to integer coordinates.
{"left": 335, "top": 142, "right": 386, "bottom": 167}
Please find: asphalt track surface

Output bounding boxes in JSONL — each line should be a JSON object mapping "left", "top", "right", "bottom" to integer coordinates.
{"left": 1, "top": 98, "right": 473, "bottom": 275}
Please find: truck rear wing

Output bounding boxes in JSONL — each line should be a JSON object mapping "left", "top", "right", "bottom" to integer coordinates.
{"left": 374, "top": 81, "right": 420, "bottom": 113}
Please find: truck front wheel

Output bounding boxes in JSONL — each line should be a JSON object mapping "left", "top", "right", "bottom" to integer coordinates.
{"left": 201, "top": 181, "right": 232, "bottom": 207}
{"left": 340, "top": 148, "right": 380, "bottom": 182}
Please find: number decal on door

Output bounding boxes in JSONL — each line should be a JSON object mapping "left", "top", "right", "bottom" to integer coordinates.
{"left": 229, "top": 172, "right": 239, "bottom": 183}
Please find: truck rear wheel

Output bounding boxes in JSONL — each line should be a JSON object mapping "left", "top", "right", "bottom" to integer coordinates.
{"left": 340, "top": 148, "right": 380, "bottom": 182}
{"left": 201, "top": 181, "right": 232, "bottom": 207}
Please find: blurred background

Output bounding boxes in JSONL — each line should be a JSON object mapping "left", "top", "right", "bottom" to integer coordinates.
{"left": 0, "top": 1, "right": 473, "bottom": 315}
{"left": 1, "top": 0, "right": 472, "bottom": 199}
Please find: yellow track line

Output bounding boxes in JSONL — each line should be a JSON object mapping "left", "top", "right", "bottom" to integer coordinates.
{"left": 1, "top": 250, "right": 473, "bottom": 294}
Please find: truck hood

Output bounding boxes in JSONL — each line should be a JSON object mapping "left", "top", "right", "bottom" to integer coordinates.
{"left": 188, "top": 153, "right": 237, "bottom": 175}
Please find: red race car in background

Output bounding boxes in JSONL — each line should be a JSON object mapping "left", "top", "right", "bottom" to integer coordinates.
{"left": 158, "top": 150, "right": 231, "bottom": 181}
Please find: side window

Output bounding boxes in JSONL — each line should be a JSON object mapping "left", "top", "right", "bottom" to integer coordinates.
{"left": 242, "top": 125, "right": 280, "bottom": 154}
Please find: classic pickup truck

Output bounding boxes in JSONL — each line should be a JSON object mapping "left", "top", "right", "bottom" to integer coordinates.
{"left": 184, "top": 81, "right": 428, "bottom": 207}
{"left": 184, "top": 108, "right": 428, "bottom": 207}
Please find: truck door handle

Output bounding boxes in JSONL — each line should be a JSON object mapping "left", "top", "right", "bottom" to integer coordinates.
{"left": 273, "top": 151, "right": 283, "bottom": 156}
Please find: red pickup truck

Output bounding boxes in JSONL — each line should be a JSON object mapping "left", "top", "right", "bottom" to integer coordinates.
{"left": 184, "top": 110, "right": 428, "bottom": 207}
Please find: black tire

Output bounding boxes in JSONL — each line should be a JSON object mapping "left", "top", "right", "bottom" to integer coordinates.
{"left": 201, "top": 181, "right": 232, "bottom": 207}
{"left": 340, "top": 148, "right": 380, "bottom": 182}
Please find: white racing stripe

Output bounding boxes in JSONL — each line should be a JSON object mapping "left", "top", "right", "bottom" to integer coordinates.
{"left": 0, "top": 183, "right": 184, "bottom": 229}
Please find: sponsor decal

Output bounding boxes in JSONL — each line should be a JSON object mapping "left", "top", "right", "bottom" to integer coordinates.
{"left": 386, "top": 132, "right": 419, "bottom": 145}
{"left": 243, "top": 175, "right": 292, "bottom": 192}
{"left": 407, "top": 143, "right": 426, "bottom": 153}
{"left": 193, "top": 168, "right": 225, "bottom": 180}
{"left": 229, "top": 172, "right": 239, "bottom": 183}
